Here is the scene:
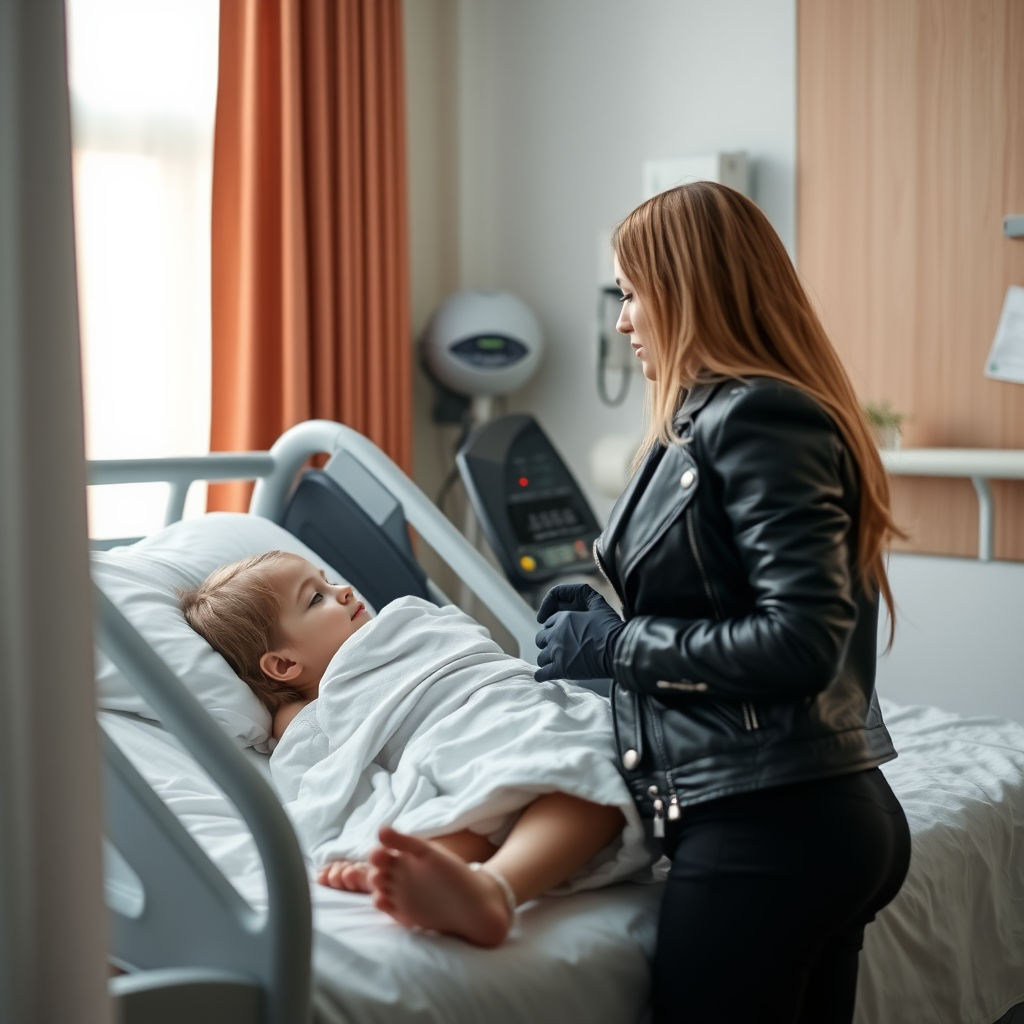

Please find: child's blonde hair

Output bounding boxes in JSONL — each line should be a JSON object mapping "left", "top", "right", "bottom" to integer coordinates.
{"left": 180, "top": 550, "right": 297, "bottom": 712}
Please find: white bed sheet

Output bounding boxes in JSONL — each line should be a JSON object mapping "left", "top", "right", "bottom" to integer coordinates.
{"left": 100, "top": 699, "right": 1024, "bottom": 1024}
{"left": 859, "top": 701, "right": 1024, "bottom": 1024}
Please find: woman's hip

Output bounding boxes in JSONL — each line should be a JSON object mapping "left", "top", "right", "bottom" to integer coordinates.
{"left": 660, "top": 768, "right": 911, "bottom": 910}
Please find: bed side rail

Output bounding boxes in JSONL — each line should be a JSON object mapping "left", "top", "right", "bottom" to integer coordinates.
{"left": 881, "top": 448, "right": 1024, "bottom": 561}
{"left": 87, "top": 420, "right": 539, "bottom": 660}
{"left": 88, "top": 453, "right": 276, "bottom": 532}
{"left": 95, "top": 587, "right": 311, "bottom": 1024}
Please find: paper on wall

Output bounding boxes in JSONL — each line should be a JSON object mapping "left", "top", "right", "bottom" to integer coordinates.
{"left": 984, "top": 285, "right": 1024, "bottom": 384}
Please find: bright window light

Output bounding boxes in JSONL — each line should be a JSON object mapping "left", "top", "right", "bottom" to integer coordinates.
{"left": 67, "top": 0, "right": 219, "bottom": 539}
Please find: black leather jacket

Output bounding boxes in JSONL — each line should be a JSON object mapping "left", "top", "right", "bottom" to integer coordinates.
{"left": 595, "top": 377, "right": 896, "bottom": 831}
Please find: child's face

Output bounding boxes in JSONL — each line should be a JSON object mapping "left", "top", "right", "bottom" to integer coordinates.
{"left": 259, "top": 555, "right": 372, "bottom": 696}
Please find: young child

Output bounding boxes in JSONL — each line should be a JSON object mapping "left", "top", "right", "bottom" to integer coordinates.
{"left": 180, "top": 550, "right": 630, "bottom": 948}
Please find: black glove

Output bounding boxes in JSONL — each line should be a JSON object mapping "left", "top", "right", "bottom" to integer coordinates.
{"left": 534, "top": 583, "right": 625, "bottom": 682}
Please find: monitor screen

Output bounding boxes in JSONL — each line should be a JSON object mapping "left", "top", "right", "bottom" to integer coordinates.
{"left": 507, "top": 496, "right": 584, "bottom": 544}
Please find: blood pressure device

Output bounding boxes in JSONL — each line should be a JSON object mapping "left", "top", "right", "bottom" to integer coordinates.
{"left": 421, "top": 290, "right": 544, "bottom": 398}
{"left": 423, "top": 291, "right": 599, "bottom": 597}
{"left": 457, "top": 414, "right": 601, "bottom": 593}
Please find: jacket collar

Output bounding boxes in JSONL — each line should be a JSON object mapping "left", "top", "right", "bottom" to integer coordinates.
{"left": 673, "top": 378, "right": 722, "bottom": 431}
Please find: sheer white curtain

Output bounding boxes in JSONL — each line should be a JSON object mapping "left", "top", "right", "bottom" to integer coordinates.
{"left": 67, "top": 0, "right": 218, "bottom": 538}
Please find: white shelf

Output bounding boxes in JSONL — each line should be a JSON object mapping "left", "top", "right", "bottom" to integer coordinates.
{"left": 881, "top": 447, "right": 1024, "bottom": 480}
{"left": 881, "top": 447, "right": 1024, "bottom": 560}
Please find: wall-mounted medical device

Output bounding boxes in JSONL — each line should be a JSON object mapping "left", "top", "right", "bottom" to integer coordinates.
{"left": 597, "top": 285, "right": 633, "bottom": 406}
{"left": 421, "top": 290, "right": 544, "bottom": 398}
{"left": 457, "top": 414, "right": 600, "bottom": 593}
{"left": 594, "top": 231, "right": 634, "bottom": 407}
{"left": 1005, "top": 215, "right": 1024, "bottom": 239}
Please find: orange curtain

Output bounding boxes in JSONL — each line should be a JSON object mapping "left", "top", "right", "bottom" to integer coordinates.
{"left": 209, "top": 0, "right": 411, "bottom": 511}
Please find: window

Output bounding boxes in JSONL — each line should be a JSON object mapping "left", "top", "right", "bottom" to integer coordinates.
{"left": 67, "top": 0, "right": 218, "bottom": 538}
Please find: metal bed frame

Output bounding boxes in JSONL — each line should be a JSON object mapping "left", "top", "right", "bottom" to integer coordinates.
{"left": 91, "top": 420, "right": 537, "bottom": 1024}
{"left": 90, "top": 426, "right": 1024, "bottom": 1023}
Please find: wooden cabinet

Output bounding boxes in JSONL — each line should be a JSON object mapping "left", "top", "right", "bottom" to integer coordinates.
{"left": 798, "top": 0, "right": 1024, "bottom": 558}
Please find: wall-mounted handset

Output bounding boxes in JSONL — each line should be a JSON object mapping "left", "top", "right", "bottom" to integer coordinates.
{"left": 597, "top": 285, "right": 633, "bottom": 406}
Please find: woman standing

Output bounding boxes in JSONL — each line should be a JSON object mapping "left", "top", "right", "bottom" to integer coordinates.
{"left": 535, "top": 182, "right": 911, "bottom": 1024}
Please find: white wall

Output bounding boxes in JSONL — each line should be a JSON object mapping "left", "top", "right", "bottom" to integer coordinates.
{"left": 403, "top": 0, "right": 796, "bottom": 626}
{"left": 450, "top": 0, "right": 797, "bottom": 520}
{"left": 877, "top": 554, "right": 1024, "bottom": 726}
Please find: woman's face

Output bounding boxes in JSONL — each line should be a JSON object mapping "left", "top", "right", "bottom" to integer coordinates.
{"left": 614, "top": 256, "right": 656, "bottom": 381}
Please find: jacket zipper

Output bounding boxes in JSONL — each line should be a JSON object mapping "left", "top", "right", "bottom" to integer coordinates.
{"left": 592, "top": 539, "right": 622, "bottom": 607}
{"left": 597, "top": 539, "right": 646, "bottom": 767}
{"left": 647, "top": 784, "right": 681, "bottom": 838}
{"left": 686, "top": 506, "right": 723, "bottom": 619}
{"left": 686, "top": 508, "right": 760, "bottom": 733}
{"left": 648, "top": 692, "right": 684, "bottom": 826}
{"left": 604, "top": 536, "right": 683, "bottom": 824}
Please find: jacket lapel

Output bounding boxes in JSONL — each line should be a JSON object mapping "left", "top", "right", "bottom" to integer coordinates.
{"left": 616, "top": 443, "right": 699, "bottom": 582}
{"left": 595, "top": 445, "right": 664, "bottom": 595}
{"left": 608, "top": 380, "right": 727, "bottom": 586}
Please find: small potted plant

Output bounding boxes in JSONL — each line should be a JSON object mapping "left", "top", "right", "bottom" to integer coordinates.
{"left": 863, "top": 400, "right": 905, "bottom": 450}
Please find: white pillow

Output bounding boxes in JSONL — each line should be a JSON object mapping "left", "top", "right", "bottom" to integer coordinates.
{"left": 92, "top": 512, "right": 368, "bottom": 751}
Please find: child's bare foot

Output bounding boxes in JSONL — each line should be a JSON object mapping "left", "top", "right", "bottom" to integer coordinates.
{"left": 367, "top": 826, "right": 513, "bottom": 948}
{"left": 317, "top": 859, "right": 372, "bottom": 893}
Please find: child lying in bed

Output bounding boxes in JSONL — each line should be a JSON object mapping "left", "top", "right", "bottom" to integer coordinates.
{"left": 181, "top": 551, "right": 644, "bottom": 948}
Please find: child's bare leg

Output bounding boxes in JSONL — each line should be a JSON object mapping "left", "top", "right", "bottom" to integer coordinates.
{"left": 486, "top": 792, "right": 624, "bottom": 904}
{"left": 430, "top": 829, "right": 498, "bottom": 863}
{"left": 318, "top": 829, "right": 496, "bottom": 893}
{"left": 367, "top": 794, "right": 625, "bottom": 947}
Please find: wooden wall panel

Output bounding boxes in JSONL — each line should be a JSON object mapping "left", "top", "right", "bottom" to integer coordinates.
{"left": 798, "top": 0, "right": 1024, "bottom": 558}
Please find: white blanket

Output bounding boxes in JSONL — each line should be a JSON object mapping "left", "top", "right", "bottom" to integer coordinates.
{"left": 270, "top": 597, "right": 654, "bottom": 892}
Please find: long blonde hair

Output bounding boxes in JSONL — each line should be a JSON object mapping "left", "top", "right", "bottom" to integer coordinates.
{"left": 613, "top": 181, "right": 902, "bottom": 627}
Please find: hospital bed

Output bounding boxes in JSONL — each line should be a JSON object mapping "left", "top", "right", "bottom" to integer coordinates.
{"left": 90, "top": 421, "right": 1024, "bottom": 1024}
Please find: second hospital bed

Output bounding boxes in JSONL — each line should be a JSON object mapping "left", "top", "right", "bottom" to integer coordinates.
{"left": 91, "top": 420, "right": 1024, "bottom": 1024}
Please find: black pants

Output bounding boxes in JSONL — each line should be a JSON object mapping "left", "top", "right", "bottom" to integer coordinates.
{"left": 652, "top": 768, "right": 911, "bottom": 1024}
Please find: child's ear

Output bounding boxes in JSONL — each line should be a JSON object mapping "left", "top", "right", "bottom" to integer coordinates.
{"left": 259, "top": 650, "right": 302, "bottom": 683}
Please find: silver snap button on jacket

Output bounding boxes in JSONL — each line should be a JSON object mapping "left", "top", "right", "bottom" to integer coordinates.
{"left": 622, "top": 749, "right": 639, "bottom": 770}
{"left": 680, "top": 469, "right": 695, "bottom": 489}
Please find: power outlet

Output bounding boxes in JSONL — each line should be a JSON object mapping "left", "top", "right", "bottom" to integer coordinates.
{"left": 642, "top": 152, "right": 751, "bottom": 200}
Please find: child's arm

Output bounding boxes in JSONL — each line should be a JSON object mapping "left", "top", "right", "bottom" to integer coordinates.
{"left": 273, "top": 699, "right": 312, "bottom": 740}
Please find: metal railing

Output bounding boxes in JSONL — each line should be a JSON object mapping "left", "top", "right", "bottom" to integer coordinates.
{"left": 881, "top": 448, "right": 1024, "bottom": 561}
{"left": 87, "top": 420, "right": 538, "bottom": 660}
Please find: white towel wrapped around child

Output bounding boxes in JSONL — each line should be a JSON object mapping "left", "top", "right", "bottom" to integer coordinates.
{"left": 270, "top": 597, "right": 654, "bottom": 893}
